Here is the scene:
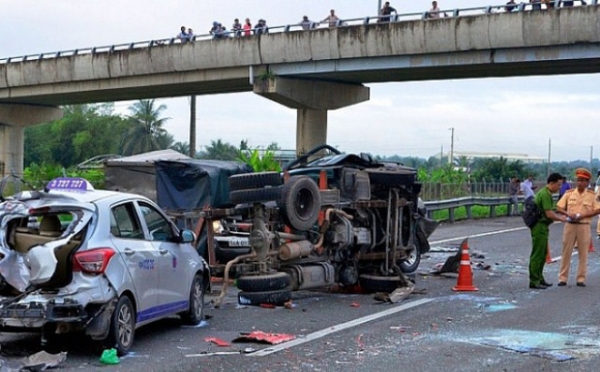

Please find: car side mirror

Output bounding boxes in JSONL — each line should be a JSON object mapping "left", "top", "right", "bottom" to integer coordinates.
{"left": 180, "top": 229, "right": 195, "bottom": 244}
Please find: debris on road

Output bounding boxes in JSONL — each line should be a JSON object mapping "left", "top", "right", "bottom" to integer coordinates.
{"left": 233, "top": 331, "right": 295, "bottom": 345}
{"left": 350, "top": 302, "right": 361, "bottom": 307}
{"left": 13, "top": 350, "right": 68, "bottom": 371}
{"left": 204, "top": 337, "right": 231, "bottom": 347}
{"left": 99, "top": 349, "right": 119, "bottom": 365}
{"left": 373, "top": 284, "right": 414, "bottom": 303}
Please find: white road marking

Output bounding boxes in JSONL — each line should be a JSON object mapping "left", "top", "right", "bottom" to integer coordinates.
{"left": 430, "top": 226, "right": 528, "bottom": 245}
{"left": 249, "top": 298, "right": 434, "bottom": 357}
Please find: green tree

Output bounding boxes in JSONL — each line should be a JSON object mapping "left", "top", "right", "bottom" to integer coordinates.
{"left": 121, "top": 100, "right": 170, "bottom": 155}
{"left": 171, "top": 141, "right": 191, "bottom": 156}
{"left": 198, "top": 139, "right": 239, "bottom": 160}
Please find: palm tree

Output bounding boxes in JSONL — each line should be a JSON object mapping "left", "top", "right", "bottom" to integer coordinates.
{"left": 171, "top": 141, "right": 191, "bottom": 156}
{"left": 120, "top": 100, "right": 170, "bottom": 155}
{"left": 198, "top": 139, "right": 239, "bottom": 160}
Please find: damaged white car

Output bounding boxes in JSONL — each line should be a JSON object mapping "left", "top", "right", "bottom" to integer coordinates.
{"left": 0, "top": 177, "right": 209, "bottom": 355}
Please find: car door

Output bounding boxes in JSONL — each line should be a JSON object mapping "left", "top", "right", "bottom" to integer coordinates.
{"left": 136, "top": 201, "right": 189, "bottom": 315}
{"left": 109, "top": 202, "right": 160, "bottom": 323}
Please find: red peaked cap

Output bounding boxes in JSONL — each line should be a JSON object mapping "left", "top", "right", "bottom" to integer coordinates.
{"left": 575, "top": 168, "right": 592, "bottom": 180}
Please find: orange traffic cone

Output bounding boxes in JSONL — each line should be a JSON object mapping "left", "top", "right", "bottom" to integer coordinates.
{"left": 546, "top": 244, "right": 552, "bottom": 264}
{"left": 452, "top": 238, "right": 479, "bottom": 292}
{"left": 589, "top": 241, "right": 596, "bottom": 253}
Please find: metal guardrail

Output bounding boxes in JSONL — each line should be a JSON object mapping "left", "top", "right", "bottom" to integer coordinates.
{"left": 424, "top": 194, "right": 559, "bottom": 222}
{"left": 0, "top": 0, "right": 594, "bottom": 64}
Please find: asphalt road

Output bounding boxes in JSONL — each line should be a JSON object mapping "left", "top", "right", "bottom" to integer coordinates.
{"left": 3, "top": 216, "right": 600, "bottom": 372}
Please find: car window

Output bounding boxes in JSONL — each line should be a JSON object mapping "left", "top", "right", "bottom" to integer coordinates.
{"left": 111, "top": 203, "right": 144, "bottom": 239}
{"left": 138, "top": 202, "right": 175, "bottom": 242}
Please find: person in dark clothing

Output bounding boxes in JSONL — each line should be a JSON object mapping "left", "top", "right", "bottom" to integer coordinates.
{"left": 379, "top": 2, "right": 397, "bottom": 23}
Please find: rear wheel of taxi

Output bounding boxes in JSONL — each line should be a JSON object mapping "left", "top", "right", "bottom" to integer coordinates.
{"left": 106, "top": 296, "right": 135, "bottom": 356}
{"left": 180, "top": 275, "right": 205, "bottom": 325}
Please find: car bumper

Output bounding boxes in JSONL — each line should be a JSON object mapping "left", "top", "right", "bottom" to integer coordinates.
{"left": 0, "top": 274, "right": 116, "bottom": 329}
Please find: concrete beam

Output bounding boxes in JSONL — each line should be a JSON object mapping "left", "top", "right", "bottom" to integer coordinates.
{"left": 253, "top": 77, "right": 369, "bottom": 110}
{"left": 0, "top": 104, "right": 62, "bottom": 176}
{"left": 254, "top": 77, "right": 369, "bottom": 157}
{"left": 0, "top": 104, "right": 62, "bottom": 127}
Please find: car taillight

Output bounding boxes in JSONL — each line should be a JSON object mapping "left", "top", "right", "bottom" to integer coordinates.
{"left": 73, "top": 248, "right": 115, "bottom": 274}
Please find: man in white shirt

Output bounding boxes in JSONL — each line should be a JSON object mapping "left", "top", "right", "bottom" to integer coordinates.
{"left": 521, "top": 177, "right": 535, "bottom": 199}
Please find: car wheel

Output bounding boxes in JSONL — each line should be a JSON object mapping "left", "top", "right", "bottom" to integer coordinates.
{"left": 238, "top": 289, "right": 292, "bottom": 306}
{"left": 229, "top": 172, "right": 282, "bottom": 191}
{"left": 399, "top": 248, "right": 421, "bottom": 274}
{"left": 180, "top": 275, "right": 205, "bottom": 325}
{"left": 236, "top": 272, "right": 291, "bottom": 292}
{"left": 278, "top": 176, "right": 321, "bottom": 231}
{"left": 230, "top": 186, "right": 282, "bottom": 205}
{"left": 105, "top": 296, "right": 135, "bottom": 356}
{"left": 359, "top": 274, "right": 408, "bottom": 293}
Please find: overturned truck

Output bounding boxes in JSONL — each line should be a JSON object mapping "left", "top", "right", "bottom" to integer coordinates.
{"left": 193, "top": 145, "right": 439, "bottom": 306}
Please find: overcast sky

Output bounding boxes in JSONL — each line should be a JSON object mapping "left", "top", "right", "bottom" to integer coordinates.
{"left": 2, "top": 0, "right": 599, "bottom": 162}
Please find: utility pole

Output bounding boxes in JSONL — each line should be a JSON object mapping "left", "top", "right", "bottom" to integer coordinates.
{"left": 547, "top": 138, "right": 551, "bottom": 177}
{"left": 377, "top": 0, "right": 382, "bottom": 16}
{"left": 440, "top": 145, "right": 443, "bottom": 165}
{"left": 590, "top": 146, "right": 594, "bottom": 171}
{"left": 189, "top": 95, "right": 196, "bottom": 158}
{"left": 449, "top": 127, "right": 454, "bottom": 165}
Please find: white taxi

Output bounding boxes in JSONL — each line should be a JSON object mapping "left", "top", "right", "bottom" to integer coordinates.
{"left": 0, "top": 177, "right": 209, "bottom": 355}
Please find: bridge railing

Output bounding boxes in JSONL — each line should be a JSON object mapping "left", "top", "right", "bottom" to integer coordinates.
{"left": 0, "top": 0, "right": 595, "bottom": 64}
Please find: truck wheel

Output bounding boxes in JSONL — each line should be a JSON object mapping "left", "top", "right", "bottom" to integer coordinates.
{"left": 238, "top": 289, "right": 292, "bottom": 306}
{"left": 180, "top": 275, "right": 205, "bottom": 325}
{"left": 229, "top": 172, "right": 282, "bottom": 191}
{"left": 105, "top": 296, "right": 135, "bottom": 356}
{"left": 359, "top": 274, "right": 408, "bottom": 293}
{"left": 237, "top": 272, "right": 291, "bottom": 292}
{"left": 230, "top": 186, "right": 282, "bottom": 205}
{"left": 278, "top": 176, "right": 321, "bottom": 231}
{"left": 399, "top": 248, "right": 421, "bottom": 274}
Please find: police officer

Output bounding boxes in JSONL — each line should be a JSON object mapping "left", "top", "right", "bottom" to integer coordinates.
{"left": 556, "top": 168, "right": 600, "bottom": 287}
{"left": 529, "top": 173, "right": 566, "bottom": 289}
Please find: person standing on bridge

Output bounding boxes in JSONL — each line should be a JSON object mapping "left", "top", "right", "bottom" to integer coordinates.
{"left": 428, "top": 1, "right": 447, "bottom": 19}
{"left": 243, "top": 18, "right": 253, "bottom": 36}
{"left": 232, "top": 19, "right": 242, "bottom": 37}
{"left": 556, "top": 168, "right": 600, "bottom": 287}
{"left": 505, "top": 0, "right": 518, "bottom": 12}
{"left": 528, "top": 172, "right": 566, "bottom": 290}
{"left": 322, "top": 9, "right": 340, "bottom": 27}
{"left": 379, "top": 2, "right": 398, "bottom": 23}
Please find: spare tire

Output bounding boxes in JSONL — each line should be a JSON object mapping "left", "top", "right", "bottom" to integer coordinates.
{"left": 229, "top": 172, "right": 282, "bottom": 191}
{"left": 238, "top": 289, "right": 292, "bottom": 306}
{"left": 278, "top": 176, "right": 321, "bottom": 231}
{"left": 237, "top": 272, "right": 291, "bottom": 292}
{"left": 230, "top": 186, "right": 282, "bottom": 205}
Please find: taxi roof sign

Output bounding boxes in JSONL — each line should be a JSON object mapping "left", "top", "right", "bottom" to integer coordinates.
{"left": 46, "top": 177, "right": 95, "bottom": 192}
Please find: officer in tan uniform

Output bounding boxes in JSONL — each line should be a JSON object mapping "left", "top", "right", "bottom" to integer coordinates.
{"left": 556, "top": 168, "right": 600, "bottom": 287}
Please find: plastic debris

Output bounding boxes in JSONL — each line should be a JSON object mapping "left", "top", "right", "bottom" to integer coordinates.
{"left": 99, "top": 348, "right": 120, "bottom": 365}
{"left": 19, "top": 350, "right": 67, "bottom": 371}
{"left": 350, "top": 302, "right": 361, "bottom": 307}
{"left": 233, "top": 331, "right": 295, "bottom": 345}
{"left": 204, "top": 337, "right": 231, "bottom": 347}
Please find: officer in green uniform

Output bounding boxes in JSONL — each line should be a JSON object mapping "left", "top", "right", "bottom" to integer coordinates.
{"left": 529, "top": 172, "right": 567, "bottom": 289}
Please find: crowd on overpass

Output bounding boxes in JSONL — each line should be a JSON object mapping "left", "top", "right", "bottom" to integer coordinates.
{"left": 173, "top": 0, "right": 588, "bottom": 42}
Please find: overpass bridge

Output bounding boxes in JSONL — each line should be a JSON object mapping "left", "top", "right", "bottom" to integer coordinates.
{"left": 1, "top": 3, "right": 600, "bottom": 174}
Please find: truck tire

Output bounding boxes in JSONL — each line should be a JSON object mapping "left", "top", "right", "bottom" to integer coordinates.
{"left": 236, "top": 272, "right": 291, "bottom": 292}
{"left": 359, "top": 274, "right": 408, "bottom": 294}
{"left": 230, "top": 186, "right": 282, "bottom": 205}
{"left": 399, "top": 248, "right": 421, "bottom": 274}
{"left": 229, "top": 172, "right": 282, "bottom": 191}
{"left": 238, "top": 289, "right": 292, "bottom": 306}
{"left": 278, "top": 176, "right": 321, "bottom": 231}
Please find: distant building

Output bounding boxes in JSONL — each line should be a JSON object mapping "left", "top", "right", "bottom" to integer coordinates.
{"left": 434, "top": 151, "right": 546, "bottom": 164}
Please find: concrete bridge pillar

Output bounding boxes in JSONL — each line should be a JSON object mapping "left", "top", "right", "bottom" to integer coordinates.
{"left": 254, "top": 77, "right": 369, "bottom": 156}
{"left": 0, "top": 104, "right": 62, "bottom": 176}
